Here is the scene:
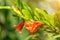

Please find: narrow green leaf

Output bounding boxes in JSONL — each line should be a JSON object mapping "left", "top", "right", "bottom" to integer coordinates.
{"left": 22, "top": 2, "right": 34, "bottom": 19}
{"left": 22, "top": 9, "right": 32, "bottom": 20}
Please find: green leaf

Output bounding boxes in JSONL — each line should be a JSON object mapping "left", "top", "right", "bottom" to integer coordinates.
{"left": 22, "top": 9, "right": 33, "bottom": 20}
{"left": 22, "top": 2, "right": 34, "bottom": 19}
{"left": 35, "top": 8, "right": 55, "bottom": 27}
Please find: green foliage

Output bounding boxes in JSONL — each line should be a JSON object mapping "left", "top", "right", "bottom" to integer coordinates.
{"left": 0, "top": 0, "right": 60, "bottom": 40}
{"left": 22, "top": 9, "right": 33, "bottom": 20}
{"left": 54, "top": 11, "right": 60, "bottom": 29}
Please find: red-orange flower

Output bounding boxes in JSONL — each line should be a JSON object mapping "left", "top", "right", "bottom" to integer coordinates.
{"left": 25, "top": 21, "right": 43, "bottom": 34}
{"left": 14, "top": 20, "right": 43, "bottom": 34}
{"left": 15, "top": 21, "right": 24, "bottom": 33}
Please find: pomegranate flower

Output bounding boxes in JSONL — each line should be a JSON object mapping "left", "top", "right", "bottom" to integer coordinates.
{"left": 25, "top": 20, "right": 43, "bottom": 34}
{"left": 15, "top": 20, "right": 43, "bottom": 34}
{"left": 15, "top": 21, "right": 24, "bottom": 33}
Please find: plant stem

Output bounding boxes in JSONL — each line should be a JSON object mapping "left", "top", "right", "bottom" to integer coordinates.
{"left": 0, "top": 6, "right": 12, "bottom": 9}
